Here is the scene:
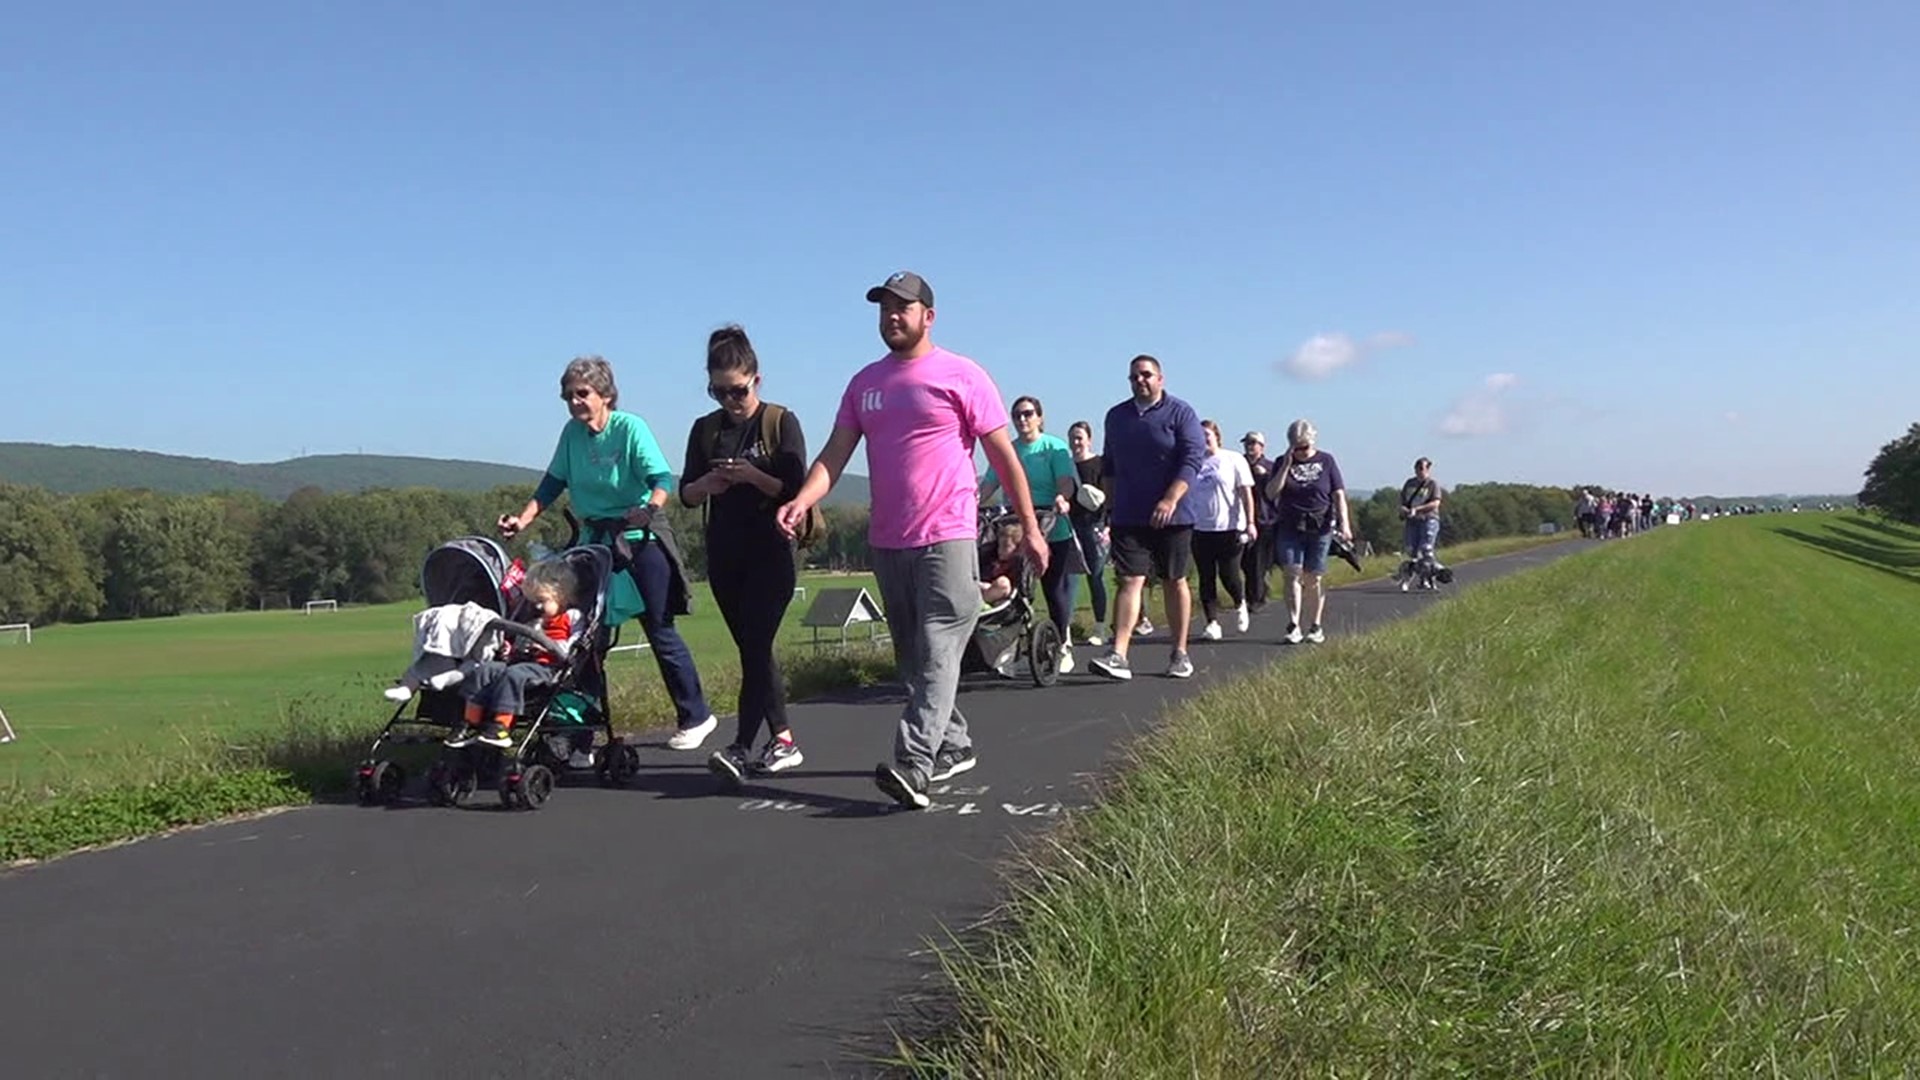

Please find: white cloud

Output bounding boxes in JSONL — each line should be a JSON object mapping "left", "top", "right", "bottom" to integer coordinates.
{"left": 1278, "top": 330, "right": 1413, "bottom": 381}
{"left": 1437, "top": 373, "right": 1521, "bottom": 438}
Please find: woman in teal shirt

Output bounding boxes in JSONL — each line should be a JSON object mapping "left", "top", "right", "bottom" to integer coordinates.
{"left": 979, "top": 395, "right": 1082, "bottom": 673}
{"left": 500, "top": 356, "right": 718, "bottom": 751}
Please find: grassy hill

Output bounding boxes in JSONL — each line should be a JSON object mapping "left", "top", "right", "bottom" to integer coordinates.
{"left": 910, "top": 513, "right": 1920, "bottom": 1073}
{"left": 0, "top": 442, "right": 873, "bottom": 506}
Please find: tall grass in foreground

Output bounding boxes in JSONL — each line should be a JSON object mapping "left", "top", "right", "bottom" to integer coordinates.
{"left": 903, "top": 515, "right": 1920, "bottom": 1076}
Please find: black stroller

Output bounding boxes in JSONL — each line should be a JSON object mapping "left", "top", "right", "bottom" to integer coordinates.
{"left": 960, "top": 506, "right": 1082, "bottom": 688}
{"left": 354, "top": 522, "right": 641, "bottom": 810}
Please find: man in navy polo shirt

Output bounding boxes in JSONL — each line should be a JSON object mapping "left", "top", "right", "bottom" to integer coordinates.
{"left": 1090, "top": 355, "right": 1206, "bottom": 681}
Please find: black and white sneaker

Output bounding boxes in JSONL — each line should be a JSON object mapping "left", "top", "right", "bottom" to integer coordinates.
{"left": 1304, "top": 624, "right": 1326, "bottom": 644}
{"left": 928, "top": 746, "right": 977, "bottom": 782}
{"left": 443, "top": 725, "right": 477, "bottom": 748}
{"left": 707, "top": 745, "right": 750, "bottom": 788}
{"left": 754, "top": 738, "right": 805, "bottom": 774}
{"left": 1283, "top": 622, "right": 1304, "bottom": 645}
{"left": 875, "top": 762, "right": 931, "bottom": 809}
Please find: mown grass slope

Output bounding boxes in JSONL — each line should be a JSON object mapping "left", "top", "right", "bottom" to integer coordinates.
{"left": 906, "top": 513, "right": 1919, "bottom": 1076}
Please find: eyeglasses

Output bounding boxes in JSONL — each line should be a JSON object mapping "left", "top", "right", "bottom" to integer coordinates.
{"left": 708, "top": 384, "right": 752, "bottom": 402}
{"left": 1012, "top": 409, "right": 1037, "bottom": 419}
{"left": 563, "top": 386, "right": 597, "bottom": 401}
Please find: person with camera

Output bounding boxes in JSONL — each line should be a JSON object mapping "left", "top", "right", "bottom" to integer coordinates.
{"left": 1263, "top": 418, "right": 1350, "bottom": 644}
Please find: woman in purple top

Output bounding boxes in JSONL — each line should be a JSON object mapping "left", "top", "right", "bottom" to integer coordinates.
{"left": 1263, "top": 418, "right": 1351, "bottom": 644}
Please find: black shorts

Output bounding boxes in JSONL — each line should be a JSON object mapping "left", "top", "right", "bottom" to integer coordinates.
{"left": 1110, "top": 525, "right": 1193, "bottom": 583}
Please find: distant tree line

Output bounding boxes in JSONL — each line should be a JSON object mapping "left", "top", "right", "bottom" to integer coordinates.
{"left": 1, "top": 477, "right": 1587, "bottom": 628}
{"left": 1350, "top": 482, "right": 1575, "bottom": 554}
{"left": 1860, "top": 422, "right": 1920, "bottom": 525}
{"left": 0, "top": 483, "right": 880, "bottom": 627}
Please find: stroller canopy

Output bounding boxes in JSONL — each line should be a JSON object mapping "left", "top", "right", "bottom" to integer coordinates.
{"left": 420, "top": 536, "right": 514, "bottom": 613}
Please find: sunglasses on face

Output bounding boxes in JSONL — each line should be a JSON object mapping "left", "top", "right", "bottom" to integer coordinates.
{"left": 563, "top": 386, "right": 597, "bottom": 401}
{"left": 708, "top": 384, "right": 752, "bottom": 402}
{"left": 1012, "top": 409, "right": 1037, "bottom": 419}
{"left": 1128, "top": 371, "right": 1156, "bottom": 382}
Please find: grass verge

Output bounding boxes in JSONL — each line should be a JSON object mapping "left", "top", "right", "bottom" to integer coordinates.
{"left": 899, "top": 514, "right": 1920, "bottom": 1075}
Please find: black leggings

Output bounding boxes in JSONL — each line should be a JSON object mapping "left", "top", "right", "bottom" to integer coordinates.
{"left": 707, "top": 538, "right": 797, "bottom": 749}
{"left": 1192, "top": 530, "right": 1245, "bottom": 623}
{"left": 1040, "top": 536, "right": 1076, "bottom": 636}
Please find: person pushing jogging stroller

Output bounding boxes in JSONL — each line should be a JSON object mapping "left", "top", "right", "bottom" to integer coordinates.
{"left": 1394, "top": 457, "right": 1454, "bottom": 591}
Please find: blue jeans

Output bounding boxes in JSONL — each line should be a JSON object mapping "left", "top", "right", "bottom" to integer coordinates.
{"left": 1071, "top": 519, "right": 1109, "bottom": 625}
{"left": 1403, "top": 517, "right": 1440, "bottom": 559}
{"left": 628, "top": 540, "right": 712, "bottom": 729}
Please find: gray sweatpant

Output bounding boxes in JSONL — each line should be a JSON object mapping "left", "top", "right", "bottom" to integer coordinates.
{"left": 871, "top": 539, "right": 980, "bottom": 776}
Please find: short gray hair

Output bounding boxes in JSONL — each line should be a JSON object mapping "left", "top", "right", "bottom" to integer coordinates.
{"left": 1286, "top": 418, "right": 1317, "bottom": 447}
{"left": 561, "top": 355, "right": 618, "bottom": 408}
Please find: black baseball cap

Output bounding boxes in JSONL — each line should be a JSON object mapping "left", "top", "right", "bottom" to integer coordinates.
{"left": 865, "top": 270, "right": 934, "bottom": 307}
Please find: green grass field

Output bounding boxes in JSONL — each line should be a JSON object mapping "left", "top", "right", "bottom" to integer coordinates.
{"left": 0, "top": 572, "right": 885, "bottom": 796}
{"left": 0, "top": 535, "right": 1567, "bottom": 861}
{"left": 902, "top": 512, "right": 1920, "bottom": 1076}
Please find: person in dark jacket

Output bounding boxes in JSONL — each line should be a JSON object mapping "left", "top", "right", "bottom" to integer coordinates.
{"left": 1089, "top": 354, "right": 1206, "bottom": 682}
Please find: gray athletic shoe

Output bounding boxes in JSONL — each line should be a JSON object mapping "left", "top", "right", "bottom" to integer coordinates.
{"left": 1089, "top": 650, "right": 1133, "bottom": 681}
{"left": 1167, "top": 651, "right": 1194, "bottom": 679}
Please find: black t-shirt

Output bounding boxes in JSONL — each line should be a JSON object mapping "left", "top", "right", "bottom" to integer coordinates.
{"left": 1069, "top": 456, "right": 1107, "bottom": 528}
{"left": 681, "top": 403, "right": 808, "bottom": 553}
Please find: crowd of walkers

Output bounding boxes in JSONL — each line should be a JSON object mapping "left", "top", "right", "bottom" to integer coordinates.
{"left": 498, "top": 269, "right": 1458, "bottom": 809}
{"left": 1574, "top": 490, "right": 1697, "bottom": 539}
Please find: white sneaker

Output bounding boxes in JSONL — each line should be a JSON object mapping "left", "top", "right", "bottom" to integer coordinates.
{"left": 1235, "top": 604, "right": 1250, "bottom": 634}
{"left": 1202, "top": 620, "right": 1223, "bottom": 641}
{"left": 1057, "top": 646, "right": 1075, "bottom": 675}
{"left": 1136, "top": 618, "right": 1154, "bottom": 638}
{"left": 1086, "top": 625, "right": 1108, "bottom": 647}
{"left": 1283, "top": 623, "right": 1304, "bottom": 645}
{"left": 382, "top": 685, "right": 413, "bottom": 703}
{"left": 667, "top": 714, "right": 718, "bottom": 750}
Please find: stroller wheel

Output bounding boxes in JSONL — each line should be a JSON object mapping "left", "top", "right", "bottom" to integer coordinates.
{"left": 427, "top": 759, "right": 476, "bottom": 807}
{"left": 1028, "top": 622, "right": 1063, "bottom": 688}
{"left": 502, "top": 763, "right": 555, "bottom": 810}
{"left": 599, "top": 740, "right": 639, "bottom": 788}
{"left": 356, "top": 760, "right": 403, "bottom": 806}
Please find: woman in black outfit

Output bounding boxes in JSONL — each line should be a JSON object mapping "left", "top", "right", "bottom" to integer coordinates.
{"left": 680, "top": 326, "right": 809, "bottom": 786}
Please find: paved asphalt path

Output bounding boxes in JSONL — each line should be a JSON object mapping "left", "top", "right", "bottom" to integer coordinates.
{"left": 0, "top": 542, "right": 1588, "bottom": 1078}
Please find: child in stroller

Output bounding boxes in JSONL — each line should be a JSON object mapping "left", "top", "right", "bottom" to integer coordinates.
{"left": 962, "top": 507, "right": 1068, "bottom": 687}
{"left": 443, "top": 559, "right": 582, "bottom": 750}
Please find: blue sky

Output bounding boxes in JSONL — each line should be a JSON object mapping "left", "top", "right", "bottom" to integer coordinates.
{"left": 4, "top": 0, "right": 1914, "bottom": 496}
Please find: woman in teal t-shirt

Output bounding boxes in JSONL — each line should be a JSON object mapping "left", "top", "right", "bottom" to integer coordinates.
{"left": 979, "top": 395, "right": 1083, "bottom": 672}
{"left": 499, "top": 355, "right": 718, "bottom": 751}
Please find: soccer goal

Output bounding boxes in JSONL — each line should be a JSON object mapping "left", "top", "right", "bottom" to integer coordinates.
{"left": 302, "top": 600, "right": 339, "bottom": 616}
{"left": 0, "top": 622, "right": 31, "bottom": 645}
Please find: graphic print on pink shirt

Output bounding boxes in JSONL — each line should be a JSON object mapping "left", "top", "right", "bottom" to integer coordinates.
{"left": 834, "top": 346, "right": 1008, "bottom": 549}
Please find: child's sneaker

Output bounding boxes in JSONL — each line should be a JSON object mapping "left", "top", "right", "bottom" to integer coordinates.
{"left": 755, "top": 738, "right": 804, "bottom": 774}
{"left": 443, "top": 725, "right": 477, "bottom": 748}
{"left": 476, "top": 721, "right": 513, "bottom": 748}
{"left": 383, "top": 684, "right": 414, "bottom": 703}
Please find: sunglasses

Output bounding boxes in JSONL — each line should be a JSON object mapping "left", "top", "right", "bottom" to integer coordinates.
{"left": 708, "top": 384, "right": 752, "bottom": 402}
{"left": 1012, "top": 409, "right": 1037, "bottom": 419}
{"left": 562, "top": 386, "right": 597, "bottom": 401}
{"left": 1128, "top": 371, "right": 1156, "bottom": 382}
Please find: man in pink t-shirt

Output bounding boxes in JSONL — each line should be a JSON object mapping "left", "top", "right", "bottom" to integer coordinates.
{"left": 779, "top": 270, "right": 1047, "bottom": 809}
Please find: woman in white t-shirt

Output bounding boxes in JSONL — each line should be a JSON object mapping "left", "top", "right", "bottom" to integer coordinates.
{"left": 1183, "top": 419, "right": 1258, "bottom": 640}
